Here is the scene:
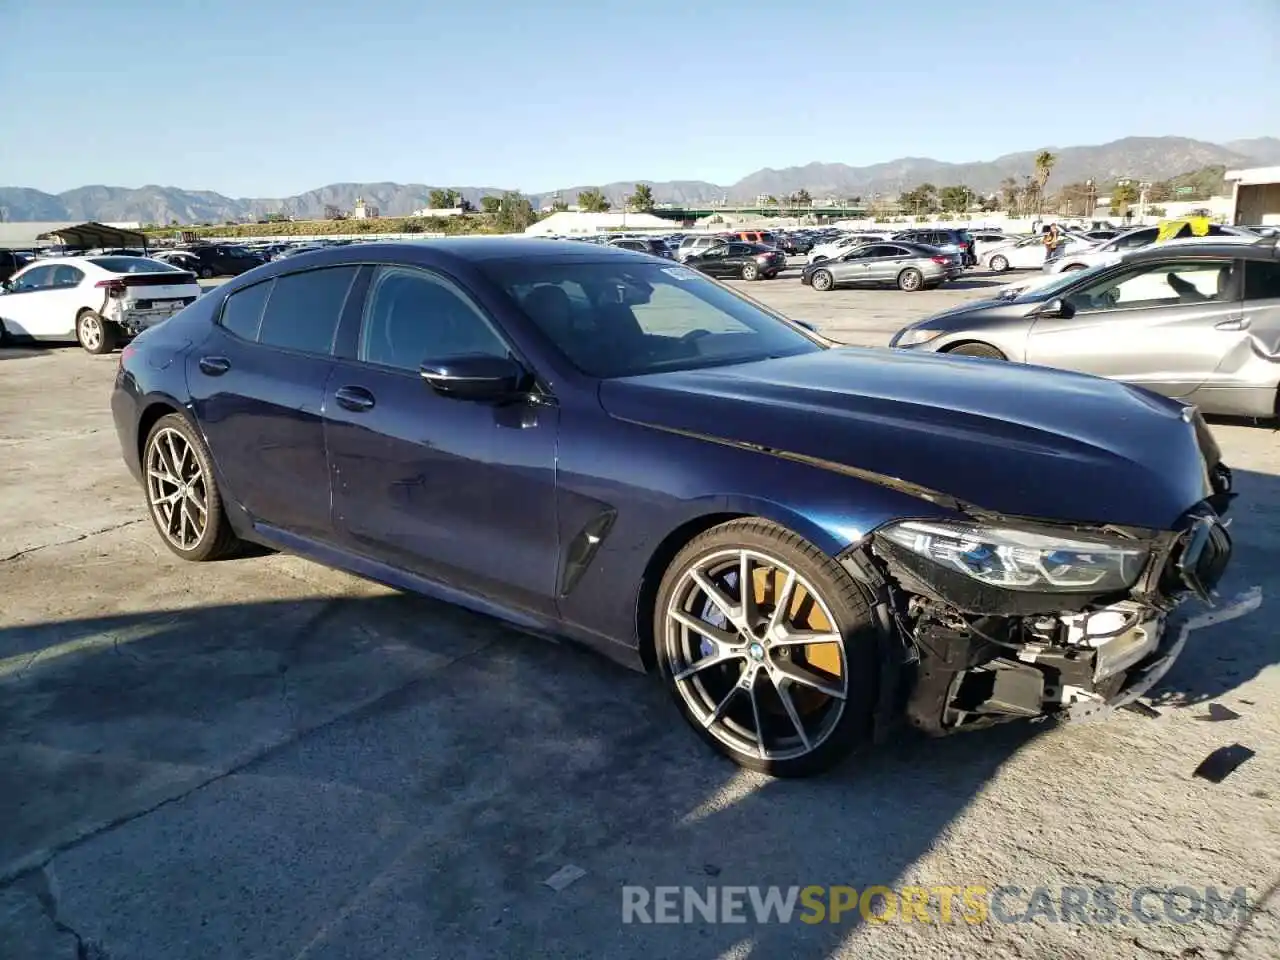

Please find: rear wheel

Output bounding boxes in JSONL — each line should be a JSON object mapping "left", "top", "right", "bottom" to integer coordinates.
{"left": 655, "top": 519, "right": 880, "bottom": 777}
{"left": 945, "top": 341, "right": 1006, "bottom": 360}
{"left": 143, "top": 413, "right": 241, "bottom": 562}
{"left": 989, "top": 254, "right": 1010, "bottom": 272}
{"left": 742, "top": 262, "right": 759, "bottom": 281}
{"left": 200, "top": 265, "right": 215, "bottom": 279}
{"left": 811, "top": 270, "right": 834, "bottom": 292}
{"left": 897, "top": 268, "right": 924, "bottom": 292}
{"left": 76, "top": 310, "right": 117, "bottom": 355}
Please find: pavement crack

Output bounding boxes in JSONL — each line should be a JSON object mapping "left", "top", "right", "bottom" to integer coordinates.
{"left": 1, "top": 518, "right": 147, "bottom": 563}
{"left": 27, "top": 861, "right": 109, "bottom": 959}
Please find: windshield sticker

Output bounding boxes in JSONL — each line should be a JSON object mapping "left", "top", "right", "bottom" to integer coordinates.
{"left": 661, "top": 266, "right": 700, "bottom": 281}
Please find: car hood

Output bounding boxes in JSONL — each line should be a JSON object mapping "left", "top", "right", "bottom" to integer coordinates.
{"left": 599, "top": 348, "right": 1212, "bottom": 529}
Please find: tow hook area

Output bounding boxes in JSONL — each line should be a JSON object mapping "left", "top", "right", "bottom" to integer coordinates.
{"left": 900, "top": 598, "right": 1167, "bottom": 736}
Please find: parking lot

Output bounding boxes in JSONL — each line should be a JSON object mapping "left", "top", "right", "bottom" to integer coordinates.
{"left": 2, "top": 269, "right": 1278, "bottom": 959}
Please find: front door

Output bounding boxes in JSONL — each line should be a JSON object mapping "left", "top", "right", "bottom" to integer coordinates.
{"left": 188, "top": 265, "right": 360, "bottom": 540}
{"left": 0, "top": 264, "right": 64, "bottom": 337}
{"left": 1027, "top": 257, "right": 1243, "bottom": 398}
{"left": 324, "top": 264, "right": 559, "bottom": 614}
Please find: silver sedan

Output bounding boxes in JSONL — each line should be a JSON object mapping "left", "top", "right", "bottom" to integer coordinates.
{"left": 800, "top": 241, "right": 958, "bottom": 292}
{"left": 888, "top": 238, "right": 1280, "bottom": 418}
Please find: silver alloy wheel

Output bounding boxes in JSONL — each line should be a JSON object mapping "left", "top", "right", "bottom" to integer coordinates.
{"left": 78, "top": 313, "right": 102, "bottom": 351}
{"left": 743, "top": 263, "right": 758, "bottom": 280}
{"left": 146, "top": 427, "right": 208, "bottom": 551}
{"left": 813, "top": 270, "right": 833, "bottom": 291}
{"left": 990, "top": 255, "right": 1009, "bottom": 272}
{"left": 899, "top": 269, "right": 922, "bottom": 291}
{"left": 665, "top": 547, "right": 849, "bottom": 762}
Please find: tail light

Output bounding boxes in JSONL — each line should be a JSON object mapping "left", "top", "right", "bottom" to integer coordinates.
{"left": 95, "top": 278, "right": 129, "bottom": 296}
{"left": 931, "top": 256, "right": 950, "bottom": 265}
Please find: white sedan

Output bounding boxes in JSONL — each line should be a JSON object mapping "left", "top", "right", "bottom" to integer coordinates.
{"left": 980, "top": 233, "right": 1092, "bottom": 272}
{"left": 0, "top": 255, "right": 202, "bottom": 354}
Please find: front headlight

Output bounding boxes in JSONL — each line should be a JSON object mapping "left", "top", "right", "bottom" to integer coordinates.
{"left": 893, "top": 327, "right": 943, "bottom": 347}
{"left": 878, "top": 520, "right": 1149, "bottom": 593}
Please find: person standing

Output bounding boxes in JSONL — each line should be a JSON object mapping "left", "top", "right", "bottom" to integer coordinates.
{"left": 1043, "top": 223, "right": 1065, "bottom": 262}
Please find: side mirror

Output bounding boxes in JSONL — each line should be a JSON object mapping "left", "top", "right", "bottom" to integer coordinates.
{"left": 420, "top": 354, "right": 528, "bottom": 402}
{"left": 1039, "top": 298, "right": 1076, "bottom": 319}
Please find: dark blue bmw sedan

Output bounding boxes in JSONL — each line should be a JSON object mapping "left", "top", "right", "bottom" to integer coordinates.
{"left": 112, "top": 238, "right": 1235, "bottom": 776}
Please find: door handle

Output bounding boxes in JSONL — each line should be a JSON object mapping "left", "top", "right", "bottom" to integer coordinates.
{"left": 1214, "top": 317, "right": 1249, "bottom": 331}
{"left": 334, "top": 385, "right": 376, "bottom": 413}
{"left": 198, "top": 356, "right": 230, "bottom": 376}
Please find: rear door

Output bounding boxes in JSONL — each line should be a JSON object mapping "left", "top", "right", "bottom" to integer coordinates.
{"left": 1229, "top": 258, "right": 1280, "bottom": 379}
{"left": 189, "top": 265, "right": 361, "bottom": 540}
{"left": 863, "top": 244, "right": 912, "bottom": 283}
{"left": 1026, "top": 257, "right": 1243, "bottom": 396}
{"left": 323, "top": 264, "right": 559, "bottom": 614}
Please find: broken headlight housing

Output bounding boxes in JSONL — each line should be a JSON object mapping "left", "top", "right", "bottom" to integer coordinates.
{"left": 879, "top": 520, "right": 1149, "bottom": 593}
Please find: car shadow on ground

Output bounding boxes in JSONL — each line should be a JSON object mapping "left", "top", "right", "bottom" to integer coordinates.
{"left": 943, "top": 277, "right": 1007, "bottom": 291}
{"left": 0, "top": 343, "right": 55, "bottom": 361}
{"left": 0, "top": 470, "right": 1272, "bottom": 959}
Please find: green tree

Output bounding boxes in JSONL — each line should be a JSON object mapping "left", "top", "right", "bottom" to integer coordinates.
{"left": 999, "top": 177, "right": 1019, "bottom": 214}
{"left": 552, "top": 198, "right": 569, "bottom": 212}
{"left": 577, "top": 188, "right": 610, "bottom": 213}
{"left": 1033, "top": 151, "right": 1056, "bottom": 214}
{"left": 494, "top": 191, "right": 538, "bottom": 233}
{"left": 480, "top": 195, "right": 502, "bottom": 215}
{"left": 939, "top": 185, "right": 973, "bottom": 213}
{"left": 900, "top": 183, "right": 938, "bottom": 214}
{"left": 1111, "top": 181, "right": 1140, "bottom": 216}
{"left": 793, "top": 189, "right": 812, "bottom": 206}
{"left": 429, "top": 188, "right": 461, "bottom": 209}
{"left": 626, "top": 183, "right": 655, "bottom": 212}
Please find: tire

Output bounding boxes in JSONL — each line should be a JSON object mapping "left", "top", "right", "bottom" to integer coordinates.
{"left": 654, "top": 518, "right": 880, "bottom": 777}
{"left": 945, "top": 341, "right": 1006, "bottom": 360}
{"left": 989, "top": 255, "right": 1009, "bottom": 272}
{"left": 741, "top": 262, "right": 759, "bottom": 281}
{"left": 76, "top": 310, "right": 118, "bottom": 355}
{"left": 811, "top": 269, "right": 834, "bottom": 292}
{"left": 200, "top": 266, "right": 215, "bottom": 279}
{"left": 897, "top": 268, "right": 924, "bottom": 292}
{"left": 142, "top": 413, "right": 241, "bottom": 562}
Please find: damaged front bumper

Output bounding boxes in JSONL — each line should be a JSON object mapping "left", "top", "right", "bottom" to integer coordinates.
{"left": 858, "top": 498, "right": 1236, "bottom": 737}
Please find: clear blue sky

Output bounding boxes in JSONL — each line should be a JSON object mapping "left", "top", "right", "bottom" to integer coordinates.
{"left": 2, "top": 0, "right": 1276, "bottom": 197}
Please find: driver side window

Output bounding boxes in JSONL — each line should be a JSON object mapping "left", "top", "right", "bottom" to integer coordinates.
{"left": 702, "top": 245, "right": 727, "bottom": 258}
{"left": 11, "top": 266, "right": 55, "bottom": 292}
{"left": 1067, "top": 260, "right": 1236, "bottom": 313}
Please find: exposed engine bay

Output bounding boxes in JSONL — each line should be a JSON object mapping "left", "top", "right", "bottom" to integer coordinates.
{"left": 861, "top": 464, "right": 1235, "bottom": 736}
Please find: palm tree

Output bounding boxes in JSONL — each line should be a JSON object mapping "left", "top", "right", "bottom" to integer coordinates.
{"left": 1034, "top": 151, "right": 1056, "bottom": 215}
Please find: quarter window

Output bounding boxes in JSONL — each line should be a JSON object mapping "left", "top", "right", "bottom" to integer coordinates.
{"left": 359, "top": 266, "right": 508, "bottom": 372}
{"left": 219, "top": 280, "right": 272, "bottom": 341}
{"left": 257, "top": 266, "right": 357, "bottom": 355}
{"left": 51, "top": 265, "right": 84, "bottom": 288}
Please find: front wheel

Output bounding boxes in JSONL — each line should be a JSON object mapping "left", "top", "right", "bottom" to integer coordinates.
{"left": 76, "top": 310, "right": 117, "bottom": 354}
{"left": 200, "top": 266, "right": 215, "bottom": 279}
{"left": 655, "top": 519, "right": 880, "bottom": 777}
{"left": 897, "top": 268, "right": 924, "bottom": 292}
{"left": 143, "top": 413, "right": 241, "bottom": 561}
{"left": 741, "top": 262, "right": 759, "bottom": 281}
{"left": 811, "top": 269, "right": 834, "bottom": 292}
{"left": 989, "top": 255, "right": 1009, "bottom": 272}
{"left": 945, "top": 341, "right": 1006, "bottom": 360}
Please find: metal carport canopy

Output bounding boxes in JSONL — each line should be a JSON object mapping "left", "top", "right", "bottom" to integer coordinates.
{"left": 35, "top": 221, "right": 147, "bottom": 248}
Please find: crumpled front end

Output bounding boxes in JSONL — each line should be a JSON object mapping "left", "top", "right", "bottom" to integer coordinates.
{"left": 853, "top": 460, "right": 1236, "bottom": 735}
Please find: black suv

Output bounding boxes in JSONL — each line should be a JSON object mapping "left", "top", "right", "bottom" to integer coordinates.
{"left": 893, "top": 228, "right": 975, "bottom": 266}
{"left": 0, "top": 250, "right": 33, "bottom": 283}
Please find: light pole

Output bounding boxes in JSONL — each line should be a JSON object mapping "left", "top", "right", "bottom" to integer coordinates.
{"left": 1138, "top": 181, "right": 1152, "bottom": 222}
{"left": 1085, "top": 179, "right": 1095, "bottom": 220}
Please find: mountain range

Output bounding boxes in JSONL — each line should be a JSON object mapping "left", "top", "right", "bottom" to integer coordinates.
{"left": 2, "top": 136, "right": 1277, "bottom": 225}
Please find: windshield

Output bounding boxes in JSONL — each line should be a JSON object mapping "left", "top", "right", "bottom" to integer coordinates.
{"left": 484, "top": 260, "right": 823, "bottom": 378}
{"left": 87, "top": 256, "right": 183, "bottom": 274}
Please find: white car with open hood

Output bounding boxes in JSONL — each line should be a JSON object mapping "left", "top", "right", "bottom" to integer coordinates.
{"left": 0, "top": 255, "right": 203, "bottom": 354}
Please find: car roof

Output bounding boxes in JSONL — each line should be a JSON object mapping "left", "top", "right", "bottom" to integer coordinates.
{"left": 1124, "top": 238, "right": 1279, "bottom": 263}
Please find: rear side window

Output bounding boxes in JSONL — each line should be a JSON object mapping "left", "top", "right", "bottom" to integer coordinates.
{"left": 220, "top": 281, "right": 272, "bottom": 340}
{"left": 1244, "top": 261, "right": 1280, "bottom": 300}
{"left": 257, "top": 266, "right": 358, "bottom": 355}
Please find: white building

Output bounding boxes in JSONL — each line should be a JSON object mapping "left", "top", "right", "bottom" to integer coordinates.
{"left": 523, "top": 211, "right": 676, "bottom": 236}
{"left": 1225, "top": 166, "right": 1280, "bottom": 226}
